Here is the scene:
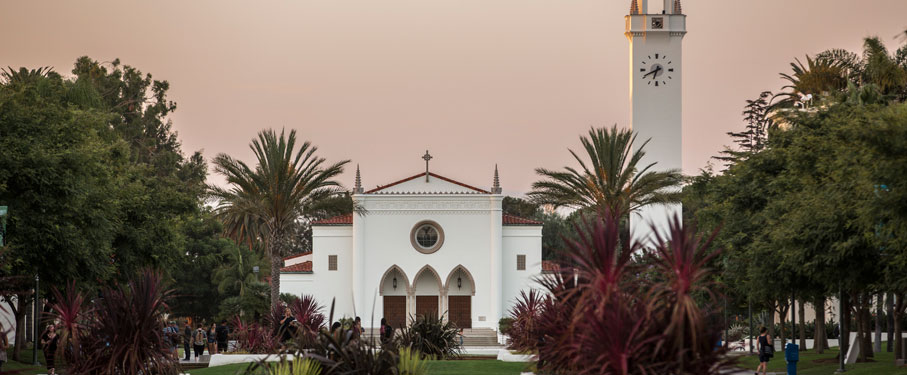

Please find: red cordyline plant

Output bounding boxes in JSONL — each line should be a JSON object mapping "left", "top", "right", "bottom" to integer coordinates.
{"left": 48, "top": 282, "right": 91, "bottom": 365}
{"left": 67, "top": 270, "right": 178, "bottom": 375}
{"left": 290, "top": 294, "right": 326, "bottom": 345}
{"left": 523, "top": 209, "right": 731, "bottom": 375}
{"left": 233, "top": 316, "right": 279, "bottom": 354}
{"left": 507, "top": 289, "right": 546, "bottom": 352}
{"left": 647, "top": 214, "right": 726, "bottom": 373}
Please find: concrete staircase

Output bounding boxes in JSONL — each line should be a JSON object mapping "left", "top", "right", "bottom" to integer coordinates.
{"left": 363, "top": 327, "right": 501, "bottom": 347}
{"left": 460, "top": 328, "right": 500, "bottom": 347}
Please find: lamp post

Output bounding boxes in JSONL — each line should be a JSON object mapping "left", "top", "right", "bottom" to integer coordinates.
{"left": 33, "top": 273, "right": 40, "bottom": 366}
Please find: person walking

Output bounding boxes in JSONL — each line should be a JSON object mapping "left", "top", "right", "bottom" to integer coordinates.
{"left": 756, "top": 326, "right": 773, "bottom": 375}
{"left": 41, "top": 325, "right": 59, "bottom": 375}
{"left": 208, "top": 323, "right": 218, "bottom": 354}
{"left": 183, "top": 321, "right": 192, "bottom": 361}
{"left": 216, "top": 320, "right": 230, "bottom": 353}
{"left": 379, "top": 318, "right": 392, "bottom": 344}
{"left": 351, "top": 316, "right": 363, "bottom": 341}
{"left": 193, "top": 325, "right": 207, "bottom": 360}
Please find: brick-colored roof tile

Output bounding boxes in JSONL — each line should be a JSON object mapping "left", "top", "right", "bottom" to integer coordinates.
{"left": 281, "top": 261, "right": 312, "bottom": 273}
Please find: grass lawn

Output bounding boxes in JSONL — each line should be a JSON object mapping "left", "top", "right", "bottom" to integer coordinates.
{"left": 736, "top": 346, "right": 907, "bottom": 375}
{"left": 185, "top": 360, "right": 530, "bottom": 375}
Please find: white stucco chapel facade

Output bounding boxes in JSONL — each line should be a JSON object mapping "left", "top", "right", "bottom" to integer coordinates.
{"left": 280, "top": 161, "right": 542, "bottom": 330}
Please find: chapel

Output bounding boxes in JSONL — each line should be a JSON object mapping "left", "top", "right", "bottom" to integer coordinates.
{"left": 279, "top": 154, "right": 543, "bottom": 330}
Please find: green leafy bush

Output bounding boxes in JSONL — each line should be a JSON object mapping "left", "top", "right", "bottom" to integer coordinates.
{"left": 397, "top": 313, "right": 461, "bottom": 359}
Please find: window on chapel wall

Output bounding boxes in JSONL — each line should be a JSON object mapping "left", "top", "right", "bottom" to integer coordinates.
{"left": 517, "top": 254, "right": 526, "bottom": 271}
{"left": 328, "top": 255, "right": 338, "bottom": 271}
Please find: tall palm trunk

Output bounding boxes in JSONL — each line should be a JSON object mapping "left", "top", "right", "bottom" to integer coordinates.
{"left": 268, "top": 232, "right": 283, "bottom": 310}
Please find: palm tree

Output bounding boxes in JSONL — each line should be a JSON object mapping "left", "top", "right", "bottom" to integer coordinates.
{"left": 529, "top": 125, "right": 682, "bottom": 224}
{"left": 211, "top": 128, "right": 349, "bottom": 309}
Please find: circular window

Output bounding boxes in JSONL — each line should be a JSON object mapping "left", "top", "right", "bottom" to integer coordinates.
{"left": 410, "top": 221, "right": 444, "bottom": 254}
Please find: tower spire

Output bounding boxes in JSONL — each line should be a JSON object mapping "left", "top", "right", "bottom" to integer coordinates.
{"left": 673, "top": 0, "right": 682, "bottom": 14}
{"left": 492, "top": 164, "right": 502, "bottom": 194}
{"left": 629, "top": 0, "right": 639, "bottom": 14}
{"left": 354, "top": 164, "right": 363, "bottom": 193}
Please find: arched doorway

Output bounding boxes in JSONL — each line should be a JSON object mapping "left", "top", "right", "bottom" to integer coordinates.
{"left": 444, "top": 265, "right": 475, "bottom": 328}
{"left": 413, "top": 266, "right": 442, "bottom": 320}
{"left": 380, "top": 266, "right": 410, "bottom": 330}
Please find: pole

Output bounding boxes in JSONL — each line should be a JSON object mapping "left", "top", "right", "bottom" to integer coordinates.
{"left": 32, "top": 274, "right": 40, "bottom": 366}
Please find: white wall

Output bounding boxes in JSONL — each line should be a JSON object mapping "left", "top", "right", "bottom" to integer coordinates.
{"left": 307, "top": 226, "right": 353, "bottom": 321}
{"left": 358, "top": 194, "right": 498, "bottom": 328}
{"left": 502, "top": 226, "right": 543, "bottom": 317}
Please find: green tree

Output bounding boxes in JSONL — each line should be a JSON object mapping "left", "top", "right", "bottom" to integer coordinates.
{"left": 529, "top": 125, "right": 682, "bottom": 240}
{"left": 211, "top": 129, "right": 349, "bottom": 309}
{"left": 213, "top": 245, "right": 270, "bottom": 319}
{"left": 169, "top": 211, "right": 236, "bottom": 320}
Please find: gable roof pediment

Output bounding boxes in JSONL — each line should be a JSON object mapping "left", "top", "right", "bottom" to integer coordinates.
{"left": 364, "top": 172, "right": 490, "bottom": 195}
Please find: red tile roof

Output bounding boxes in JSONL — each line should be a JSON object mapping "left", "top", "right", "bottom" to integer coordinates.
{"left": 311, "top": 213, "right": 353, "bottom": 225}
{"left": 281, "top": 261, "right": 312, "bottom": 273}
{"left": 502, "top": 214, "right": 543, "bottom": 226}
{"left": 365, "top": 172, "right": 491, "bottom": 194}
{"left": 542, "top": 260, "right": 559, "bottom": 273}
{"left": 312, "top": 213, "right": 542, "bottom": 226}
{"left": 283, "top": 252, "right": 312, "bottom": 261}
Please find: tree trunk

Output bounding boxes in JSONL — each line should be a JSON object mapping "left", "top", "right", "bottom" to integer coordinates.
{"left": 767, "top": 303, "right": 776, "bottom": 340}
{"left": 815, "top": 296, "right": 828, "bottom": 354}
{"left": 895, "top": 292, "right": 904, "bottom": 361}
{"left": 798, "top": 299, "right": 807, "bottom": 350}
{"left": 862, "top": 293, "right": 873, "bottom": 358}
{"left": 874, "top": 294, "right": 882, "bottom": 353}
{"left": 778, "top": 299, "right": 789, "bottom": 345}
{"left": 851, "top": 293, "right": 865, "bottom": 362}
{"left": 886, "top": 292, "right": 894, "bottom": 353}
{"left": 10, "top": 295, "right": 27, "bottom": 362}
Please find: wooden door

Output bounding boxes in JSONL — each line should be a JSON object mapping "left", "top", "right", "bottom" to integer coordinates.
{"left": 383, "top": 296, "right": 406, "bottom": 330}
{"left": 448, "top": 296, "right": 472, "bottom": 328}
{"left": 415, "top": 296, "right": 439, "bottom": 319}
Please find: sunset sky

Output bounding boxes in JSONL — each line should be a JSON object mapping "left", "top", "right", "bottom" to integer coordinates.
{"left": 3, "top": 0, "right": 906, "bottom": 195}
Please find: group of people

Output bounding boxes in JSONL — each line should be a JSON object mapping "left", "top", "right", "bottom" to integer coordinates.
{"left": 164, "top": 320, "right": 230, "bottom": 361}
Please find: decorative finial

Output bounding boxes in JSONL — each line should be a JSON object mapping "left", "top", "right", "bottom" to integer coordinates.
{"left": 354, "top": 164, "right": 363, "bottom": 194}
{"left": 422, "top": 150, "right": 433, "bottom": 182}
{"left": 673, "top": 0, "right": 682, "bottom": 14}
{"left": 630, "top": 0, "right": 639, "bottom": 14}
{"left": 492, "top": 164, "right": 502, "bottom": 194}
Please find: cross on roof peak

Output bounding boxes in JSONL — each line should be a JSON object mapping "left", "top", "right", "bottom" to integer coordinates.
{"left": 422, "top": 150, "right": 432, "bottom": 182}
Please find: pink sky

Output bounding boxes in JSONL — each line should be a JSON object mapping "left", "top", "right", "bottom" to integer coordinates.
{"left": 3, "top": 1, "right": 906, "bottom": 195}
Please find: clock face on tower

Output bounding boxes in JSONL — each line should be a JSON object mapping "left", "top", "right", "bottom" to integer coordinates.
{"left": 639, "top": 53, "right": 675, "bottom": 87}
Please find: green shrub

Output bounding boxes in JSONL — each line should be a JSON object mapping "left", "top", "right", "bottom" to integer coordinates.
{"left": 397, "top": 313, "right": 461, "bottom": 359}
{"left": 398, "top": 347, "right": 432, "bottom": 375}
{"left": 498, "top": 317, "right": 514, "bottom": 335}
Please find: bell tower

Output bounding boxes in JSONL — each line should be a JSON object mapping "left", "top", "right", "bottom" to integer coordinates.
{"left": 626, "top": 0, "right": 685, "bottom": 244}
